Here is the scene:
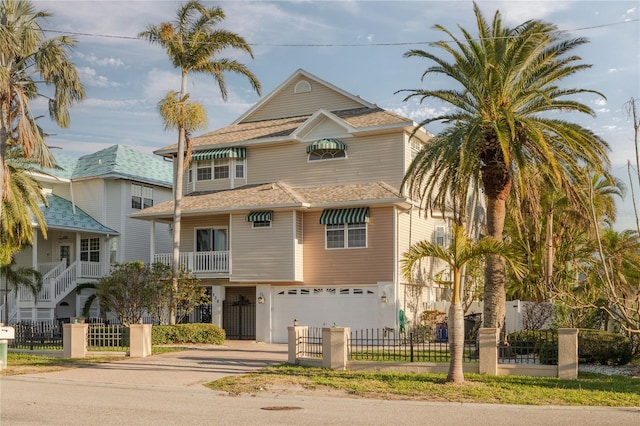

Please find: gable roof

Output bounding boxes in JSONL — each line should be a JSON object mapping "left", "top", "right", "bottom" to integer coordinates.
{"left": 37, "top": 193, "right": 118, "bottom": 235}
{"left": 45, "top": 145, "right": 173, "bottom": 187}
{"left": 131, "top": 181, "right": 407, "bottom": 220}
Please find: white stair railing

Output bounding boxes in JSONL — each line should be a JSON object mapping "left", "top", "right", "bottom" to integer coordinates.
{"left": 54, "top": 260, "right": 78, "bottom": 302}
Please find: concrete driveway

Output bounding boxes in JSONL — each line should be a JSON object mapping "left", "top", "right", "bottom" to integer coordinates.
{"left": 1, "top": 341, "right": 638, "bottom": 426}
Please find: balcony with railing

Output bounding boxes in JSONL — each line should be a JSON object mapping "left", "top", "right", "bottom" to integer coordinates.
{"left": 153, "top": 251, "right": 230, "bottom": 274}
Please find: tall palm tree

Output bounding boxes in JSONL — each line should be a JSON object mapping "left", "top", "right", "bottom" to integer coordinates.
{"left": 0, "top": 0, "right": 85, "bottom": 234}
{"left": 139, "top": 0, "right": 261, "bottom": 323}
{"left": 402, "top": 224, "right": 523, "bottom": 383}
{"left": 399, "top": 4, "right": 610, "bottom": 328}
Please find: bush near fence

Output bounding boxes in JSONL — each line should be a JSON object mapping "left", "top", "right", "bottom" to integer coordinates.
{"left": 578, "top": 329, "right": 632, "bottom": 365}
{"left": 152, "top": 323, "right": 225, "bottom": 345}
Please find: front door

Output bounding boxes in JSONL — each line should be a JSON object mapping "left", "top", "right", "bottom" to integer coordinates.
{"left": 59, "top": 244, "right": 72, "bottom": 268}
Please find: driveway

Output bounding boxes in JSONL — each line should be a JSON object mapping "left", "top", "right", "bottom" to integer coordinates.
{"left": 1, "top": 341, "right": 638, "bottom": 426}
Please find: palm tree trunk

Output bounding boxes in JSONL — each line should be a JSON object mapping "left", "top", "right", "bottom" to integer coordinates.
{"left": 447, "top": 269, "right": 465, "bottom": 383}
{"left": 169, "top": 71, "right": 189, "bottom": 325}
{"left": 483, "top": 194, "right": 507, "bottom": 329}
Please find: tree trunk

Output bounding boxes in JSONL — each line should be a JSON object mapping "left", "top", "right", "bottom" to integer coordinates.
{"left": 446, "top": 301, "right": 465, "bottom": 383}
{"left": 483, "top": 194, "right": 508, "bottom": 329}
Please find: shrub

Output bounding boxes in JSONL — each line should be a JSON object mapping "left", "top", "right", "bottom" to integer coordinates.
{"left": 506, "top": 330, "right": 550, "bottom": 355}
{"left": 578, "top": 329, "right": 632, "bottom": 366}
{"left": 538, "top": 342, "right": 558, "bottom": 365}
{"left": 152, "top": 324, "right": 225, "bottom": 345}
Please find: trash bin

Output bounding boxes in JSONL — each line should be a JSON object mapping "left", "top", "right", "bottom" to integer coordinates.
{"left": 435, "top": 324, "right": 448, "bottom": 342}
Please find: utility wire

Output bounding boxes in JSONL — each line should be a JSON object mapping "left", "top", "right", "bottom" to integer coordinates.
{"left": 4, "top": 17, "right": 635, "bottom": 47}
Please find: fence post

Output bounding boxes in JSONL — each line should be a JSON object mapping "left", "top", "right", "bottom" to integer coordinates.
{"left": 479, "top": 327, "right": 498, "bottom": 375}
{"left": 557, "top": 328, "right": 578, "bottom": 379}
{"left": 129, "top": 324, "right": 152, "bottom": 357}
{"left": 63, "top": 323, "right": 88, "bottom": 358}
{"left": 322, "top": 327, "right": 349, "bottom": 370}
{"left": 288, "top": 325, "right": 307, "bottom": 364}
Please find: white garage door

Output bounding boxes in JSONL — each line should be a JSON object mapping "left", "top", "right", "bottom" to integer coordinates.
{"left": 272, "top": 286, "right": 379, "bottom": 343}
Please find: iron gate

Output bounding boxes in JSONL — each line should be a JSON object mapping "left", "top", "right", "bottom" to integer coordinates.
{"left": 222, "top": 296, "right": 256, "bottom": 340}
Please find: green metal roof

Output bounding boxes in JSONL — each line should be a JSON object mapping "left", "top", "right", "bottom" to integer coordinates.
{"left": 44, "top": 145, "right": 172, "bottom": 187}
{"left": 319, "top": 207, "right": 369, "bottom": 225}
{"left": 37, "top": 193, "right": 118, "bottom": 234}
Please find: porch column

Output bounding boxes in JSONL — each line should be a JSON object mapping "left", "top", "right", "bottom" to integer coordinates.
{"left": 211, "top": 286, "right": 223, "bottom": 328}
{"left": 75, "top": 233, "right": 81, "bottom": 276}
{"left": 150, "top": 220, "right": 156, "bottom": 264}
{"left": 255, "top": 284, "right": 271, "bottom": 343}
{"left": 32, "top": 229, "right": 38, "bottom": 270}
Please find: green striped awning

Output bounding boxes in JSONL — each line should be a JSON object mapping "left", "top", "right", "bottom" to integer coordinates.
{"left": 306, "top": 138, "right": 347, "bottom": 153}
{"left": 246, "top": 210, "right": 273, "bottom": 222}
{"left": 319, "top": 207, "right": 369, "bottom": 225}
{"left": 191, "top": 147, "right": 246, "bottom": 161}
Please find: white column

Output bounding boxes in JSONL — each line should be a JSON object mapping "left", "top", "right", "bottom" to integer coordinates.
{"left": 211, "top": 286, "right": 223, "bottom": 328}
{"left": 255, "top": 284, "right": 272, "bottom": 343}
{"left": 32, "top": 229, "right": 38, "bottom": 270}
{"left": 150, "top": 220, "right": 156, "bottom": 264}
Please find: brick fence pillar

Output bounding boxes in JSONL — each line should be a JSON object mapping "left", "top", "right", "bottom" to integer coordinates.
{"left": 322, "top": 327, "right": 349, "bottom": 370}
{"left": 479, "top": 327, "right": 499, "bottom": 375}
{"left": 288, "top": 326, "right": 307, "bottom": 364}
{"left": 63, "top": 323, "right": 88, "bottom": 358}
{"left": 557, "top": 328, "right": 579, "bottom": 379}
{"left": 129, "top": 324, "right": 152, "bottom": 358}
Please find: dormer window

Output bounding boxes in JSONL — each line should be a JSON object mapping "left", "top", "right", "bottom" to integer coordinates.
{"left": 307, "top": 138, "right": 347, "bottom": 161}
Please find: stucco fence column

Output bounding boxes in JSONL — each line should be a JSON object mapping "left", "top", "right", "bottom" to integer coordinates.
{"left": 63, "top": 323, "right": 88, "bottom": 358}
{"left": 288, "top": 325, "right": 308, "bottom": 364}
{"left": 322, "top": 327, "right": 349, "bottom": 370}
{"left": 557, "top": 328, "right": 578, "bottom": 379}
{"left": 129, "top": 324, "right": 152, "bottom": 357}
{"left": 478, "top": 328, "right": 499, "bottom": 375}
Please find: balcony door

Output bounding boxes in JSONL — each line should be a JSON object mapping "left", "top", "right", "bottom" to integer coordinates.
{"left": 196, "top": 228, "right": 227, "bottom": 252}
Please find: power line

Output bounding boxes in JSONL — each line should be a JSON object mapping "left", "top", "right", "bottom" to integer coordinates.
{"left": 14, "top": 17, "right": 636, "bottom": 48}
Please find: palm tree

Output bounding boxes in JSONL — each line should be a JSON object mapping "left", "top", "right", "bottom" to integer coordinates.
{"left": 1, "top": 255, "right": 42, "bottom": 324}
{"left": 2, "top": 147, "right": 48, "bottom": 249}
{"left": 402, "top": 224, "right": 523, "bottom": 383}
{"left": 399, "top": 4, "right": 610, "bottom": 329}
{"left": 139, "top": 0, "right": 261, "bottom": 323}
{"left": 0, "top": 0, "right": 85, "bottom": 234}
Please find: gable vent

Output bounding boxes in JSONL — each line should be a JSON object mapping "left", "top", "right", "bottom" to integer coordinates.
{"left": 294, "top": 80, "right": 311, "bottom": 94}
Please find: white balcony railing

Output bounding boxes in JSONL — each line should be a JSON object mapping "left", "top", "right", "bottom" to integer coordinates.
{"left": 153, "top": 251, "right": 230, "bottom": 273}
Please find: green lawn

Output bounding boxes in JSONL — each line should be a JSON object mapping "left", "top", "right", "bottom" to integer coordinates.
{"left": 206, "top": 364, "right": 640, "bottom": 407}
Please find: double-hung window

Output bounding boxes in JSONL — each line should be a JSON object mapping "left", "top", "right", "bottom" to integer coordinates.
{"left": 235, "top": 158, "right": 245, "bottom": 179}
{"left": 326, "top": 222, "right": 367, "bottom": 249}
{"left": 196, "top": 162, "right": 212, "bottom": 181}
{"left": 131, "top": 184, "right": 153, "bottom": 209}
{"left": 213, "top": 158, "right": 229, "bottom": 179}
{"left": 80, "top": 237, "right": 100, "bottom": 262}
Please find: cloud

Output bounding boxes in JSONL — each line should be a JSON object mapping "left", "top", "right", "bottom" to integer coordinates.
{"left": 593, "top": 99, "right": 607, "bottom": 107}
{"left": 77, "top": 52, "right": 125, "bottom": 68}
{"left": 77, "top": 67, "right": 119, "bottom": 87}
{"left": 142, "top": 68, "right": 181, "bottom": 100}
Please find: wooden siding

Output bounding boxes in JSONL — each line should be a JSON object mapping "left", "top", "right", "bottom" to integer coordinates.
{"left": 230, "top": 211, "right": 296, "bottom": 281}
{"left": 244, "top": 76, "right": 364, "bottom": 122}
{"left": 295, "top": 211, "right": 304, "bottom": 281}
{"left": 243, "top": 132, "right": 406, "bottom": 189}
{"left": 302, "top": 207, "right": 394, "bottom": 286}
{"left": 180, "top": 215, "right": 230, "bottom": 251}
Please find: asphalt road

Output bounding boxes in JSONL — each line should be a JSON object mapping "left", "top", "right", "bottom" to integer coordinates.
{"left": 1, "top": 342, "right": 638, "bottom": 425}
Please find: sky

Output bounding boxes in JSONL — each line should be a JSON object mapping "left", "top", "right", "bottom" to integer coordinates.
{"left": 27, "top": 0, "right": 640, "bottom": 230}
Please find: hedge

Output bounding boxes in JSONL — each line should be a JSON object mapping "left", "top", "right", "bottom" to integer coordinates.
{"left": 152, "top": 324, "right": 226, "bottom": 345}
{"left": 578, "top": 329, "right": 632, "bottom": 366}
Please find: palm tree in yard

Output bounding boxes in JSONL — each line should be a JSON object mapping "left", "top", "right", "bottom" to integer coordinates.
{"left": 399, "top": 4, "right": 611, "bottom": 329}
{"left": 2, "top": 255, "right": 41, "bottom": 324}
{"left": 139, "top": 0, "right": 261, "bottom": 323}
{"left": 0, "top": 0, "right": 85, "bottom": 238}
{"left": 402, "top": 224, "right": 523, "bottom": 383}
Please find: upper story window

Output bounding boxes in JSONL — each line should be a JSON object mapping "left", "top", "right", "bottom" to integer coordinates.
{"left": 196, "top": 162, "right": 212, "bottom": 181}
{"left": 132, "top": 184, "right": 153, "bottom": 209}
{"left": 307, "top": 138, "right": 347, "bottom": 162}
{"left": 320, "top": 207, "right": 369, "bottom": 249}
{"left": 214, "top": 158, "right": 229, "bottom": 179}
{"left": 435, "top": 226, "right": 449, "bottom": 247}
{"left": 196, "top": 228, "right": 227, "bottom": 252}
{"left": 235, "top": 158, "right": 245, "bottom": 179}
{"left": 410, "top": 139, "right": 423, "bottom": 160}
{"left": 246, "top": 211, "right": 272, "bottom": 228}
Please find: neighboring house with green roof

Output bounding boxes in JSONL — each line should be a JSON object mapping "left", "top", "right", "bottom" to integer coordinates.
{"left": 133, "top": 69, "right": 479, "bottom": 343}
{"left": 2, "top": 145, "right": 173, "bottom": 324}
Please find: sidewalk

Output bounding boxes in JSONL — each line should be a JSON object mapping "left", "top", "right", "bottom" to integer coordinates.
{"left": 18, "top": 340, "right": 288, "bottom": 390}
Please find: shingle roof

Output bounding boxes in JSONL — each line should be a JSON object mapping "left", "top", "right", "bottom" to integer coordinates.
{"left": 38, "top": 193, "right": 118, "bottom": 234}
{"left": 45, "top": 145, "right": 172, "bottom": 187}
{"left": 156, "top": 107, "right": 412, "bottom": 153}
{"left": 131, "top": 181, "right": 405, "bottom": 220}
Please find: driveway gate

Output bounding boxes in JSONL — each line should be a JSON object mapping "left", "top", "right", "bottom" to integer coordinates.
{"left": 222, "top": 296, "right": 255, "bottom": 340}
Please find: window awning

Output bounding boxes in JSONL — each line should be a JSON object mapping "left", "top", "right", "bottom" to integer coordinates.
{"left": 319, "top": 207, "right": 369, "bottom": 225}
{"left": 191, "top": 147, "right": 246, "bottom": 161}
{"left": 246, "top": 210, "right": 273, "bottom": 222}
{"left": 306, "top": 138, "right": 347, "bottom": 153}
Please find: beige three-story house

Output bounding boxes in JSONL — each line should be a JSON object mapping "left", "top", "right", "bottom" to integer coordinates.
{"left": 133, "top": 69, "right": 453, "bottom": 343}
